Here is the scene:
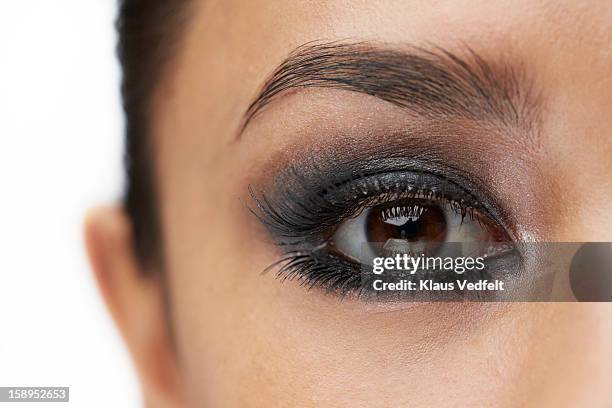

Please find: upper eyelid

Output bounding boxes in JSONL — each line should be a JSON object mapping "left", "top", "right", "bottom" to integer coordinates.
{"left": 279, "top": 163, "right": 500, "bottom": 218}
{"left": 319, "top": 170, "right": 485, "bottom": 208}
{"left": 249, "top": 167, "right": 512, "bottom": 244}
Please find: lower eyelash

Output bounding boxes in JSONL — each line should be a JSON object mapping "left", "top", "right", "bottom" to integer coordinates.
{"left": 271, "top": 250, "right": 362, "bottom": 293}
{"left": 270, "top": 247, "right": 499, "bottom": 301}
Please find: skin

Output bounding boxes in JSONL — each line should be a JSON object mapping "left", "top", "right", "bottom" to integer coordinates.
{"left": 86, "top": 1, "right": 612, "bottom": 406}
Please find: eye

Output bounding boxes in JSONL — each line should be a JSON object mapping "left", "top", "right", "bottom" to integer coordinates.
{"left": 330, "top": 196, "right": 511, "bottom": 264}
{"left": 249, "top": 165, "right": 518, "bottom": 297}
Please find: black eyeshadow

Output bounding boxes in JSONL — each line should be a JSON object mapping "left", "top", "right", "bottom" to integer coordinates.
{"left": 245, "top": 146, "right": 521, "bottom": 300}
{"left": 249, "top": 152, "right": 511, "bottom": 245}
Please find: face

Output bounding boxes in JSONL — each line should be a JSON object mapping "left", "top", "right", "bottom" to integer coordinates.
{"left": 88, "top": 1, "right": 612, "bottom": 406}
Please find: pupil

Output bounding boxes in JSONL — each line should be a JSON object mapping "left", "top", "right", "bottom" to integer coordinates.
{"left": 366, "top": 202, "right": 447, "bottom": 246}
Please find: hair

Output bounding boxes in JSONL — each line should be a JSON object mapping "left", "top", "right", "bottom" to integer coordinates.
{"left": 116, "top": 0, "right": 192, "bottom": 269}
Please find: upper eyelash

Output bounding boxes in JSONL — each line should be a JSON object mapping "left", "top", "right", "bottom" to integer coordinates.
{"left": 248, "top": 168, "right": 492, "bottom": 245}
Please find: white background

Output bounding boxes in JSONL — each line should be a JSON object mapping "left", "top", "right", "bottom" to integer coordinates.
{"left": 0, "top": 1, "right": 140, "bottom": 406}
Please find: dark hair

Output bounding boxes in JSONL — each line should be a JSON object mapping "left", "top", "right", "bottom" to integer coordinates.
{"left": 116, "top": 0, "right": 192, "bottom": 269}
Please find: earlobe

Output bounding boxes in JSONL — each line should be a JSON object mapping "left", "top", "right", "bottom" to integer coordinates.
{"left": 84, "top": 207, "right": 185, "bottom": 407}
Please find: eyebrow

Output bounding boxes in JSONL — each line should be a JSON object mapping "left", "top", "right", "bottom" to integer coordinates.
{"left": 240, "top": 41, "right": 541, "bottom": 136}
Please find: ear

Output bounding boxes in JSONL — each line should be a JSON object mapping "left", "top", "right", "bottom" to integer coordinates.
{"left": 85, "top": 207, "right": 185, "bottom": 407}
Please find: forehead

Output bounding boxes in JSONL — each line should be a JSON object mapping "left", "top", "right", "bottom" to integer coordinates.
{"left": 193, "top": 0, "right": 612, "bottom": 50}
{"left": 157, "top": 0, "right": 612, "bottom": 139}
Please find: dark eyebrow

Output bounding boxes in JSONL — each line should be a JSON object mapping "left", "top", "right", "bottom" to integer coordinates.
{"left": 239, "top": 41, "right": 541, "bottom": 136}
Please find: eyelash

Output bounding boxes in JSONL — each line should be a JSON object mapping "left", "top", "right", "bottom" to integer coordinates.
{"left": 250, "top": 169, "right": 487, "bottom": 240}
{"left": 248, "top": 166, "right": 508, "bottom": 299}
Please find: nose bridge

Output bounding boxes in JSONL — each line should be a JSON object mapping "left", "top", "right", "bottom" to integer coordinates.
{"left": 536, "top": 79, "right": 612, "bottom": 241}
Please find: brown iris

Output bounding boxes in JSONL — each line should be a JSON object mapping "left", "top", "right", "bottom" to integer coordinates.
{"left": 365, "top": 200, "right": 447, "bottom": 254}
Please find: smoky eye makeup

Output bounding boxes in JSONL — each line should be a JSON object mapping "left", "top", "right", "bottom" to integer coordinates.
{"left": 238, "top": 41, "right": 549, "bottom": 300}
{"left": 247, "top": 147, "right": 524, "bottom": 301}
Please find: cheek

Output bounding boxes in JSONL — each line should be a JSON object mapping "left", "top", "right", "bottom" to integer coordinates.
{"left": 157, "top": 147, "right": 509, "bottom": 405}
